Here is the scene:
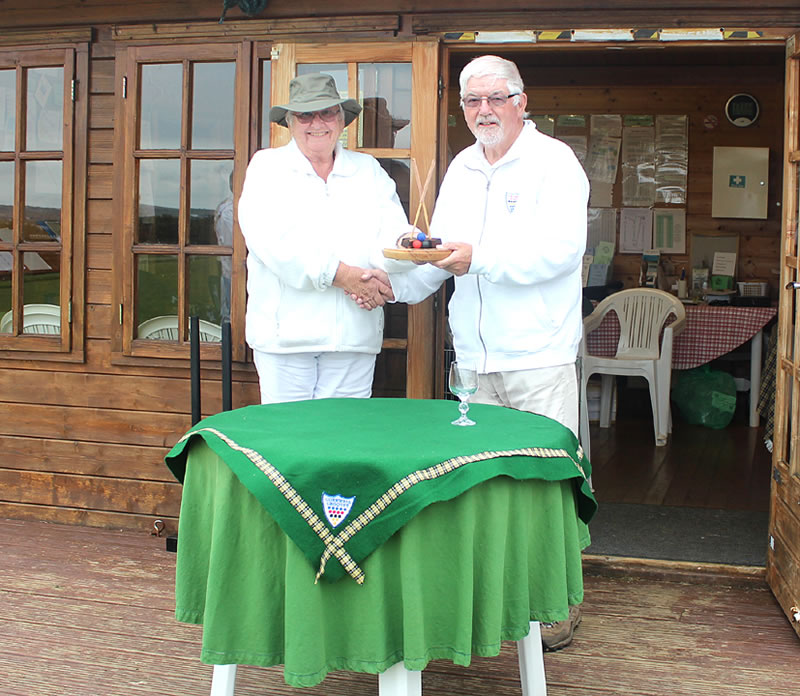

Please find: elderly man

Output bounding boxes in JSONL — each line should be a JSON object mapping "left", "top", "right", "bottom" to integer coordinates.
{"left": 383, "top": 54, "right": 590, "bottom": 650}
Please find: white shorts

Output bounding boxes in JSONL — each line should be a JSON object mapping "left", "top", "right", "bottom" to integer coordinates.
{"left": 472, "top": 363, "right": 579, "bottom": 437}
{"left": 252, "top": 350, "right": 377, "bottom": 404}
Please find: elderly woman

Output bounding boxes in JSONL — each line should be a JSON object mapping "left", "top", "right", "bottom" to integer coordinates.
{"left": 238, "top": 72, "right": 409, "bottom": 404}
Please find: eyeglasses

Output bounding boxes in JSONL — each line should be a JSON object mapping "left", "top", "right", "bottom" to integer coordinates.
{"left": 461, "top": 93, "right": 520, "bottom": 109}
{"left": 292, "top": 107, "right": 342, "bottom": 124}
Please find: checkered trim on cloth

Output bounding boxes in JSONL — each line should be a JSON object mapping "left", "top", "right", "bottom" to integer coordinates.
{"left": 180, "top": 427, "right": 363, "bottom": 583}
{"left": 181, "top": 429, "right": 587, "bottom": 585}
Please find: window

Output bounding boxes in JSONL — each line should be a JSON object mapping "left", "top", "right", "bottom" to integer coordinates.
{"left": 117, "top": 44, "right": 250, "bottom": 360}
{"left": 0, "top": 46, "right": 86, "bottom": 355}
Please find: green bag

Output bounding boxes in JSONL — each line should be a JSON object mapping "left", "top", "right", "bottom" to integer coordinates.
{"left": 671, "top": 364, "right": 737, "bottom": 429}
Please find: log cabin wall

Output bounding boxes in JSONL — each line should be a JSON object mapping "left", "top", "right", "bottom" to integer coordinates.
{"left": 0, "top": 1, "right": 797, "bottom": 534}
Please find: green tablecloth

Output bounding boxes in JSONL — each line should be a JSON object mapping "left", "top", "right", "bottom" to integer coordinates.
{"left": 166, "top": 398, "right": 595, "bottom": 584}
{"left": 168, "top": 398, "right": 595, "bottom": 687}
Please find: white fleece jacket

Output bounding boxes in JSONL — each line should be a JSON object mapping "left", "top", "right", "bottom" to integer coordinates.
{"left": 390, "top": 121, "right": 590, "bottom": 373}
{"left": 238, "top": 139, "right": 409, "bottom": 354}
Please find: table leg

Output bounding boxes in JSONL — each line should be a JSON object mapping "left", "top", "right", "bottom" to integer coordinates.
{"left": 378, "top": 662, "right": 422, "bottom": 696}
{"left": 749, "top": 330, "right": 764, "bottom": 428}
{"left": 210, "top": 664, "right": 237, "bottom": 696}
{"left": 517, "top": 621, "right": 547, "bottom": 696}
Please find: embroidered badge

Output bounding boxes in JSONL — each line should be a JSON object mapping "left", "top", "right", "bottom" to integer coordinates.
{"left": 505, "top": 192, "right": 519, "bottom": 213}
{"left": 322, "top": 492, "right": 355, "bottom": 528}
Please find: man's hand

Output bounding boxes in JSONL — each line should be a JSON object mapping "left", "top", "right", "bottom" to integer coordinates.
{"left": 334, "top": 264, "right": 394, "bottom": 310}
{"left": 433, "top": 242, "right": 472, "bottom": 276}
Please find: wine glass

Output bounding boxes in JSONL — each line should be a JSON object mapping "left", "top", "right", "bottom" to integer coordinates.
{"left": 449, "top": 361, "right": 478, "bottom": 426}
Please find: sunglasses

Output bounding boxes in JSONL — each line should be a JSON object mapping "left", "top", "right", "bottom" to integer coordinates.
{"left": 292, "top": 107, "right": 342, "bottom": 124}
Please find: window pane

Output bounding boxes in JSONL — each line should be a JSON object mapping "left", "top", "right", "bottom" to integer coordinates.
{"left": 23, "top": 160, "right": 62, "bottom": 242}
{"left": 260, "top": 59, "right": 271, "bottom": 149}
{"left": 137, "top": 159, "right": 179, "bottom": 244}
{"left": 140, "top": 63, "right": 182, "bottom": 149}
{"left": 378, "top": 158, "right": 410, "bottom": 218}
{"left": 0, "top": 161, "right": 13, "bottom": 239}
{"left": 136, "top": 254, "right": 178, "bottom": 338}
{"left": 189, "top": 254, "right": 225, "bottom": 335}
{"left": 0, "top": 69, "right": 15, "bottom": 151}
{"left": 0, "top": 251, "right": 11, "bottom": 331}
{"left": 189, "top": 160, "right": 233, "bottom": 246}
{"left": 358, "top": 63, "right": 411, "bottom": 149}
{"left": 22, "top": 251, "right": 60, "bottom": 333}
{"left": 191, "top": 62, "right": 235, "bottom": 150}
{"left": 297, "top": 63, "right": 348, "bottom": 98}
{"left": 26, "top": 67, "right": 63, "bottom": 151}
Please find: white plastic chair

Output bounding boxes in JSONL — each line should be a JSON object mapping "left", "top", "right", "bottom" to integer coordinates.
{"left": 137, "top": 315, "right": 221, "bottom": 342}
{"left": 580, "top": 288, "right": 686, "bottom": 447}
{"left": 210, "top": 622, "right": 547, "bottom": 695}
{"left": 0, "top": 303, "right": 61, "bottom": 335}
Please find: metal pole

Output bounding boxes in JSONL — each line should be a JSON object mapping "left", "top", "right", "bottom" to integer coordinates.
{"left": 222, "top": 319, "right": 232, "bottom": 411}
{"left": 190, "top": 315, "right": 201, "bottom": 425}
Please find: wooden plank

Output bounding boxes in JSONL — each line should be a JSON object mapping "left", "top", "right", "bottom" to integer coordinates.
{"left": 89, "top": 93, "right": 115, "bottom": 130}
{"left": 0, "top": 403, "right": 189, "bottom": 446}
{"left": 0, "top": 435, "right": 174, "bottom": 480}
{"left": 0, "top": 501, "right": 179, "bottom": 534}
{"left": 111, "top": 15, "right": 401, "bottom": 41}
{"left": 89, "top": 57, "right": 115, "bottom": 94}
{"left": 0, "top": 27, "right": 92, "bottom": 46}
{"left": 88, "top": 128, "right": 114, "bottom": 164}
{"left": 87, "top": 230, "right": 112, "bottom": 270}
{"left": 0, "top": 469, "right": 182, "bottom": 516}
{"left": 87, "top": 162, "right": 113, "bottom": 199}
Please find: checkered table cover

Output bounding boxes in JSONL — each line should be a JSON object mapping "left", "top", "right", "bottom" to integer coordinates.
{"left": 585, "top": 305, "right": 777, "bottom": 370}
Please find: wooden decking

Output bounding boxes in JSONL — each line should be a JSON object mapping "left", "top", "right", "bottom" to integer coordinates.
{"left": 2, "top": 517, "right": 797, "bottom": 696}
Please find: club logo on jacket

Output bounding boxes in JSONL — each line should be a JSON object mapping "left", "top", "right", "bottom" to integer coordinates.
{"left": 322, "top": 492, "right": 355, "bottom": 528}
{"left": 505, "top": 192, "right": 519, "bottom": 213}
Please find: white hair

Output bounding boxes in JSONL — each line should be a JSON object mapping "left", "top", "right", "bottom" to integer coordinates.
{"left": 459, "top": 55, "right": 525, "bottom": 108}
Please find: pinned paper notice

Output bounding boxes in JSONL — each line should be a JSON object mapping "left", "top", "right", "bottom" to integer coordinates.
{"left": 712, "top": 251, "right": 737, "bottom": 277}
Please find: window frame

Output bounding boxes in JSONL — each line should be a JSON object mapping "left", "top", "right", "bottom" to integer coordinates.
{"left": 115, "top": 42, "right": 251, "bottom": 362}
{"left": 0, "top": 44, "right": 87, "bottom": 360}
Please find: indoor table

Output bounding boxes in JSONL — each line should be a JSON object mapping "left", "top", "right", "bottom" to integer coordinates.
{"left": 164, "top": 398, "right": 597, "bottom": 694}
{"left": 584, "top": 304, "right": 777, "bottom": 426}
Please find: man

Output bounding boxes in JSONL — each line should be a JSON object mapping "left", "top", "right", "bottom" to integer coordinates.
{"left": 384, "top": 54, "right": 590, "bottom": 650}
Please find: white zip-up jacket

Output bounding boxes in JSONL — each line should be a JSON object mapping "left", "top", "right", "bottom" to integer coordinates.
{"left": 391, "top": 121, "right": 589, "bottom": 372}
{"left": 238, "top": 139, "right": 409, "bottom": 354}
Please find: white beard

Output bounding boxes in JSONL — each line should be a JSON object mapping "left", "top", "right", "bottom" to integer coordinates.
{"left": 473, "top": 120, "right": 503, "bottom": 147}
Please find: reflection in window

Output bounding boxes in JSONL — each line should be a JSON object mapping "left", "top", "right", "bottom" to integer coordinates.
{"left": 189, "top": 160, "right": 233, "bottom": 246}
{"left": 0, "top": 161, "right": 13, "bottom": 238}
{"left": 26, "top": 67, "right": 63, "bottom": 151}
{"left": 191, "top": 63, "right": 235, "bottom": 150}
{"left": 358, "top": 63, "right": 412, "bottom": 149}
{"left": 136, "top": 254, "right": 178, "bottom": 336}
{"left": 189, "top": 254, "right": 226, "bottom": 332}
{"left": 378, "top": 158, "right": 410, "bottom": 218}
{"left": 138, "top": 159, "right": 180, "bottom": 244}
{"left": 260, "top": 59, "right": 271, "bottom": 149}
{"left": 0, "top": 251, "right": 10, "bottom": 328}
{"left": 140, "top": 63, "right": 182, "bottom": 149}
{"left": 23, "top": 160, "right": 62, "bottom": 242}
{"left": 22, "top": 250, "right": 60, "bottom": 334}
{"left": 0, "top": 69, "right": 15, "bottom": 151}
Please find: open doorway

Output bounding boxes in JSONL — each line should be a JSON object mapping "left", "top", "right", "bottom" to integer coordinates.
{"left": 442, "top": 40, "right": 785, "bottom": 565}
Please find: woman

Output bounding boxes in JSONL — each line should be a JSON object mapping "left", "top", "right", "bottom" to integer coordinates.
{"left": 237, "top": 72, "right": 409, "bottom": 404}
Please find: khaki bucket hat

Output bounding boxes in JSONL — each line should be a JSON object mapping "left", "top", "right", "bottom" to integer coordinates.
{"left": 269, "top": 73, "right": 362, "bottom": 128}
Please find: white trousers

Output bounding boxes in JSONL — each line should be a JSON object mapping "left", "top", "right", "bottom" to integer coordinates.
{"left": 252, "top": 350, "right": 377, "bottom": 404}
{"left": 473, "top": 363, "right": 579, "bottom": 438}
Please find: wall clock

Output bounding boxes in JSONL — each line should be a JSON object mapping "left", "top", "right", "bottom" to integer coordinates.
{"left": 724, "top": 93, "right": 759, "bottom": 127}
